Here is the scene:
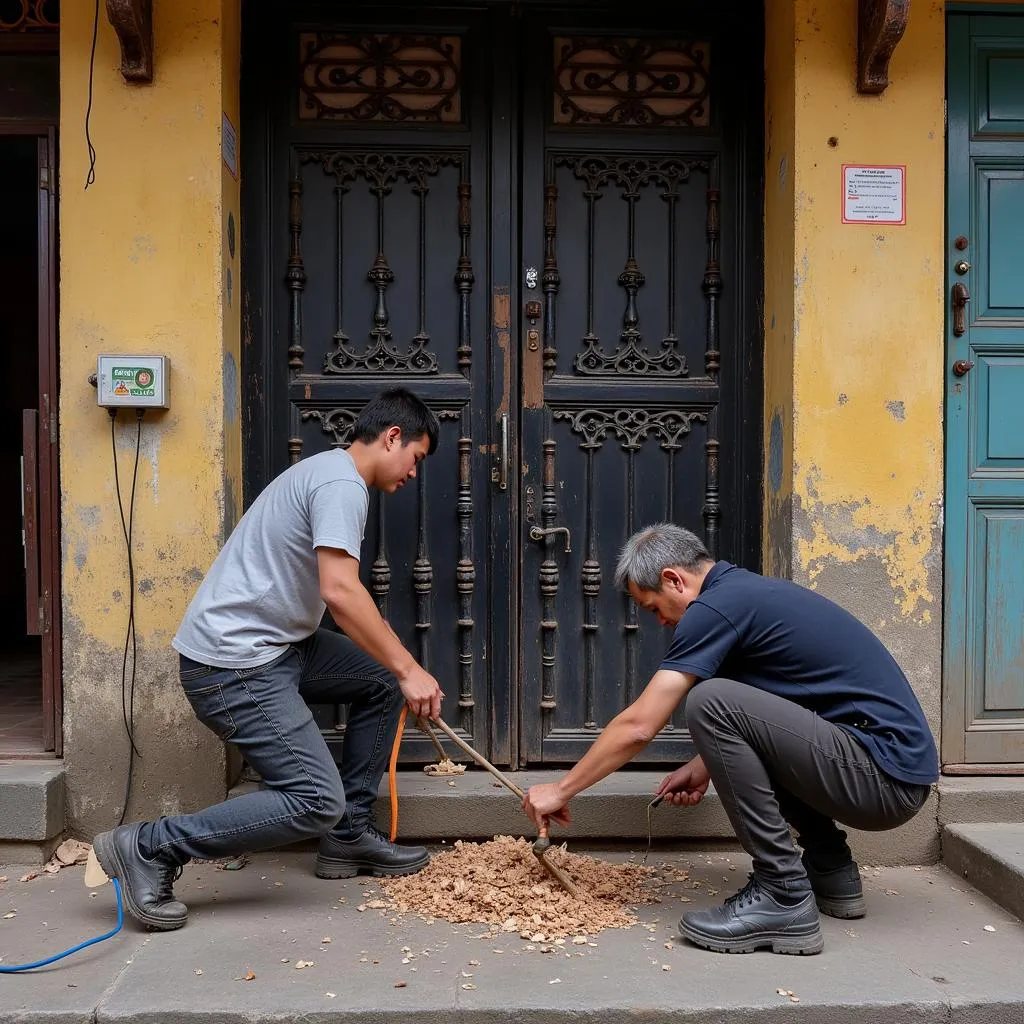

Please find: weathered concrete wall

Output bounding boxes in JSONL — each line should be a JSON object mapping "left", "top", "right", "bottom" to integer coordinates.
{"left": 763, "top": 1, "right": 945, "bottom": 748}
{"left": 59, "top": 1, "right": 242, "bottom": 837}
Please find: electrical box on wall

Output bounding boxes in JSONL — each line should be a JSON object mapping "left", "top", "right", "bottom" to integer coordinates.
{"left": 96, "top": 355, "right": 170, "bottom": 409}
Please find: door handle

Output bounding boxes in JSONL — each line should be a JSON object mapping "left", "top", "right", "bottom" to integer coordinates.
{"left": 529, "top": 525, "right": 572, "bottom": 554}
{"left": 498, "top": 413, "right": 509, "bottom": 491}
{"left": 951, "top": 282, "right": 970, "bottom": 338}
{"left": 952, "top": 359, "right": 975, "bottom": 377}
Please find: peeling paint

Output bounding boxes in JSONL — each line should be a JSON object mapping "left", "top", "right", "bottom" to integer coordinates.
{"left": 886, "top": 399, "right": 906, "bottom": 421}
{"left": 794, "top": 465, "right": 938, "bottom": 622}
{"left": 58, "top": 0, "right": 242, "bottom": 836}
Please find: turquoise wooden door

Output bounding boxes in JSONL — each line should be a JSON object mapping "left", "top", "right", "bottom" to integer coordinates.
{"left": 945, "top": 13, "right": 1024, "bottom": 768}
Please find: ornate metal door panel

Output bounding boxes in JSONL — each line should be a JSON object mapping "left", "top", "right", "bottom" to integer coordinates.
{"left": 244, "top": 5, "right": 512, "bottom": 762}
{"left": 519, "top": 10, "right": 761, "bottom": 763}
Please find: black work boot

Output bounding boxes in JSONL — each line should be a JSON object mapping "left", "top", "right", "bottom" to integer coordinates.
{"left": 679, "top": 873, "right": 824, "bottom": 955}
{"left": 315, "top": 825, "right": 430, "bottom": 879}
{"left": 93, "top": 822, "right": 188, "bottom": 931}
{"left": 802, "top": 852, "right": 866, "bottom": 919}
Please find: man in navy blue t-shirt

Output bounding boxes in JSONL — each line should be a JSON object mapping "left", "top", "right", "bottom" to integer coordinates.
{"left": 523, "top": 523, "right": 936, "bottom": 956}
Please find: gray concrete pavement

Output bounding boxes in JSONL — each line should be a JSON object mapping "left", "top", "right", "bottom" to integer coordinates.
{"left": 1, "top": 847, "right": 1022, "bottom": 1024}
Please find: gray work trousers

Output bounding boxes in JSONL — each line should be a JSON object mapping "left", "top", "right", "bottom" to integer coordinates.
{"left": 686, "top": 678, "right": 931, "bottom": 896}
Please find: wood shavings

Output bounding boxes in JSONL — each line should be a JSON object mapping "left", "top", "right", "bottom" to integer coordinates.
{"left": 380, "top": 836, "right": 656, "bottom": 939}
{"left": 43, "top": 839, "right": 92, "bottom": 875}
{"left": 424, "top": 758, "right": 466, "bottom": 776}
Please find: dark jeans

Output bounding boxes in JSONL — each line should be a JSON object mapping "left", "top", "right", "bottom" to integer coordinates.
{"left": 686, "top": 678, "right": 930, "bottom": 896}
{"left": 140, "top": 629, "right": 402, "bottom": 865}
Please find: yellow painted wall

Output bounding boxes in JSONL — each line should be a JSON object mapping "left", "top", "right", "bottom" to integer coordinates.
{"left": 59, "top": 0, "right": 242, "bottom": 835}
{"left": 764, "top": 0, "right": 945, "bottom": 740}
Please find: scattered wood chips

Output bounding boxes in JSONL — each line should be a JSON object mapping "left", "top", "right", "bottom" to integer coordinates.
{"left": 423, "top": 759, "right": 466, "bottom": 776}
{"left": 380, "top": 836, "right": 656, "bottom": 938}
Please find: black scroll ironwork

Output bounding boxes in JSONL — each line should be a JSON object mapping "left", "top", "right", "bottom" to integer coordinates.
{"left": 554, "top": 155, "right": 708, "bottom": 377}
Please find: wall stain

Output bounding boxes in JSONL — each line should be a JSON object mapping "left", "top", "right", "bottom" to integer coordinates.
{"left": 886, "top": 399, "right": 906, "bottom": 421}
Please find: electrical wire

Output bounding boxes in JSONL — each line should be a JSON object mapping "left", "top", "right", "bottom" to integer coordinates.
{"left": 0, "top": 879, "right": 123, "bottom": 973}
{"left": 84, "top": 0, "right": 100, "bottom": 189}
{"left": 110, "top": 410, "right": 144, "bottom": 826}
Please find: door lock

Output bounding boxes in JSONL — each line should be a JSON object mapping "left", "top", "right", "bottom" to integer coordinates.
{"left": 954, "top": 260, "right": 971, "bottom": 276}
{"left": 525, "top": 266, "right": 538, "bottom": 289}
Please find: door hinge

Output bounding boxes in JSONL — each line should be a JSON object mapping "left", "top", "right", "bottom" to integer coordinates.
{"left": 39, "top": 165, "right": 52, "bottom": 193}
{"left": 37, "top": 604, "right": 45, "bottom": 633}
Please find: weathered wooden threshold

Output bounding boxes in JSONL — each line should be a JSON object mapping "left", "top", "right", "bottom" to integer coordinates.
{"left": 943, "top": 764, "right": 1024, "bottom": 776}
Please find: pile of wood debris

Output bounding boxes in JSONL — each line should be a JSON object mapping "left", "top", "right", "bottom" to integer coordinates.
{"left": 380, "top": 836, "right": 656, "bottom": 938}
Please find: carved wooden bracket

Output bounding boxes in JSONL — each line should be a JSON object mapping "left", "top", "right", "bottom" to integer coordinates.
{"left": 858, "top": 0, "right": 910, "bottom": 95}
{"left": 106, "top": 0, "right": 153, "bottom": 84}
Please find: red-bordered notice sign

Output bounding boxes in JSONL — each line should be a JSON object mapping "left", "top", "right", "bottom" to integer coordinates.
{"left": 841, "top": 164, "right": 906, "bottom": 225}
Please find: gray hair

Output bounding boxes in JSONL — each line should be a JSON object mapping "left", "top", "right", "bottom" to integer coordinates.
{"left": 614, "top": 523, "right": 712, "bottom": 592}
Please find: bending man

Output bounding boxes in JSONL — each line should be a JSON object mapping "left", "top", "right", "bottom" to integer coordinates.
{"left": 94, "top": 388, "right": 443, "bottom": 931}
{"left": 523, "top": 523, "right": 937, "bottom": 956}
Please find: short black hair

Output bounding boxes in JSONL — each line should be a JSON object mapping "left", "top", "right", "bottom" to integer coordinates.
{"left": 351, "top": 388, "right": 440, "bottom": 455}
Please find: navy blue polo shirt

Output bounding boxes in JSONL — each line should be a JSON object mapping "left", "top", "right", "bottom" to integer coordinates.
{"left": 660, "top": 562, "right": 938, "bottom": 786}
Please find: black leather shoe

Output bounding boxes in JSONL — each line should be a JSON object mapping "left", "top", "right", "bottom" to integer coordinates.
{"left": 802, "top": 853, "right": 866, "bottom": 919}
{"left": 93, "top": 822, "right": 188, "bottom": 931}
{"left": 315, "top": 825, "right": 430, "bottom": 879}
{"left": 680, "top": 874, "right": 824, "bottom": 955}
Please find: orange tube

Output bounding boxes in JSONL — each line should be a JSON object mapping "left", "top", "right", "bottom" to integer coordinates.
{"left": 388, "top": 704, "right": 408, "bottom": 842}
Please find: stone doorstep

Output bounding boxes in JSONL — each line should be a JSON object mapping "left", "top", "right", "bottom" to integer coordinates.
{"left": 0, "top": 761, "right": 64, "bottom": 845}
{"left": 942, "top": 823, "right": 1024, "bottom": 923}
{"left": 232, "top": 770, "right": 942, "bottom": 866}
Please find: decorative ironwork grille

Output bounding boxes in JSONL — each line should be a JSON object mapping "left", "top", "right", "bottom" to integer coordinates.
{"left": 299, "top": 33, "right": 462, "bottom": 123}
{"left": 0, "top": 0, "right": 57, "bottom": 31}
{"left": 553, "top": 36, "right": 710, "bottom": 128}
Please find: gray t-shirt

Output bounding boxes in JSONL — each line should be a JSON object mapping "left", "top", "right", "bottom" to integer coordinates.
{"left": 172, "top": 449, "right": 369, "bottom": 669}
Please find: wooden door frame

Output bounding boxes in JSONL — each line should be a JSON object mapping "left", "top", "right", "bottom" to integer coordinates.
{"left": 0, "top": 119, "right": 61, "bottom": 755}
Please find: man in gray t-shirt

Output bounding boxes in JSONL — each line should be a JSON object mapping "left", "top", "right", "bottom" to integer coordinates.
{"left": 93, "top": 389, "right": 444, "bottom": 932}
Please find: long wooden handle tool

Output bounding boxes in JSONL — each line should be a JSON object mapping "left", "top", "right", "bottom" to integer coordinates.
{"left": 416, "top": 716, "right": 451, "bottom": 763}
{"left": 430, "top": 716, "right": 526, "bottom": 799}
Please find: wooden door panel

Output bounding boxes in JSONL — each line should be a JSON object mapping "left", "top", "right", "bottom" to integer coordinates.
{"left": 944, "top": 14, "right": 1024, "bottom": 768}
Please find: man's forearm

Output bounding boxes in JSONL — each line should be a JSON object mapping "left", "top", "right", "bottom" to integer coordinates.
{"left": 326, "top": 585, "right": 417, "bottom": 680}
{"left": 554, "top": 714, "right": 650, "bottom": 801}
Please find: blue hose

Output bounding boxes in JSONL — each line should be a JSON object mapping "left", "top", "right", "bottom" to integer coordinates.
{"left": 0, "top": 878, "right": 124, "bottom": 973}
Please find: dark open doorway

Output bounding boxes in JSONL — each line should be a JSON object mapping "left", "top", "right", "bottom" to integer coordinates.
{"left": 0, "top": 135, "right": 44, "bottom": 755}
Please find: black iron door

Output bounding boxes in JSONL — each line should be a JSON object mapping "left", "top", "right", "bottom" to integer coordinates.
{"left": 244, "top": 5, "right": 514, "bottom": 763}
{"left": 245, "top": 2, "right": 761, "bottom": 769}
{"left": 519, "top": 9, "right": 762, "bottom": 763}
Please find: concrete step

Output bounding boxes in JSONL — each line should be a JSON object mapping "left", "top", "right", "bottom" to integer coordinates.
{"left": 1, "top": 851, "right": 1022, "bottom": 1024}
{"left": 0, "top": 761, "right": 64, "bottom": 866}
{"left": 938, "top": 775, "right": 1024, "bottom": 826}
{"left": 231, "top": 768, "right": 940, "bottom": 866}
{"left": 942, "top": 823, "right": 1024, "bottom": 923}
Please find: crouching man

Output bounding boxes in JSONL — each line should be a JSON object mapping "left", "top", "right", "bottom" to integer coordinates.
{"left": 523, "top": 523, "right": 936, "bottom": 956}
{"left": 94, "top": 388, "right": 443, "bottom": 931}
